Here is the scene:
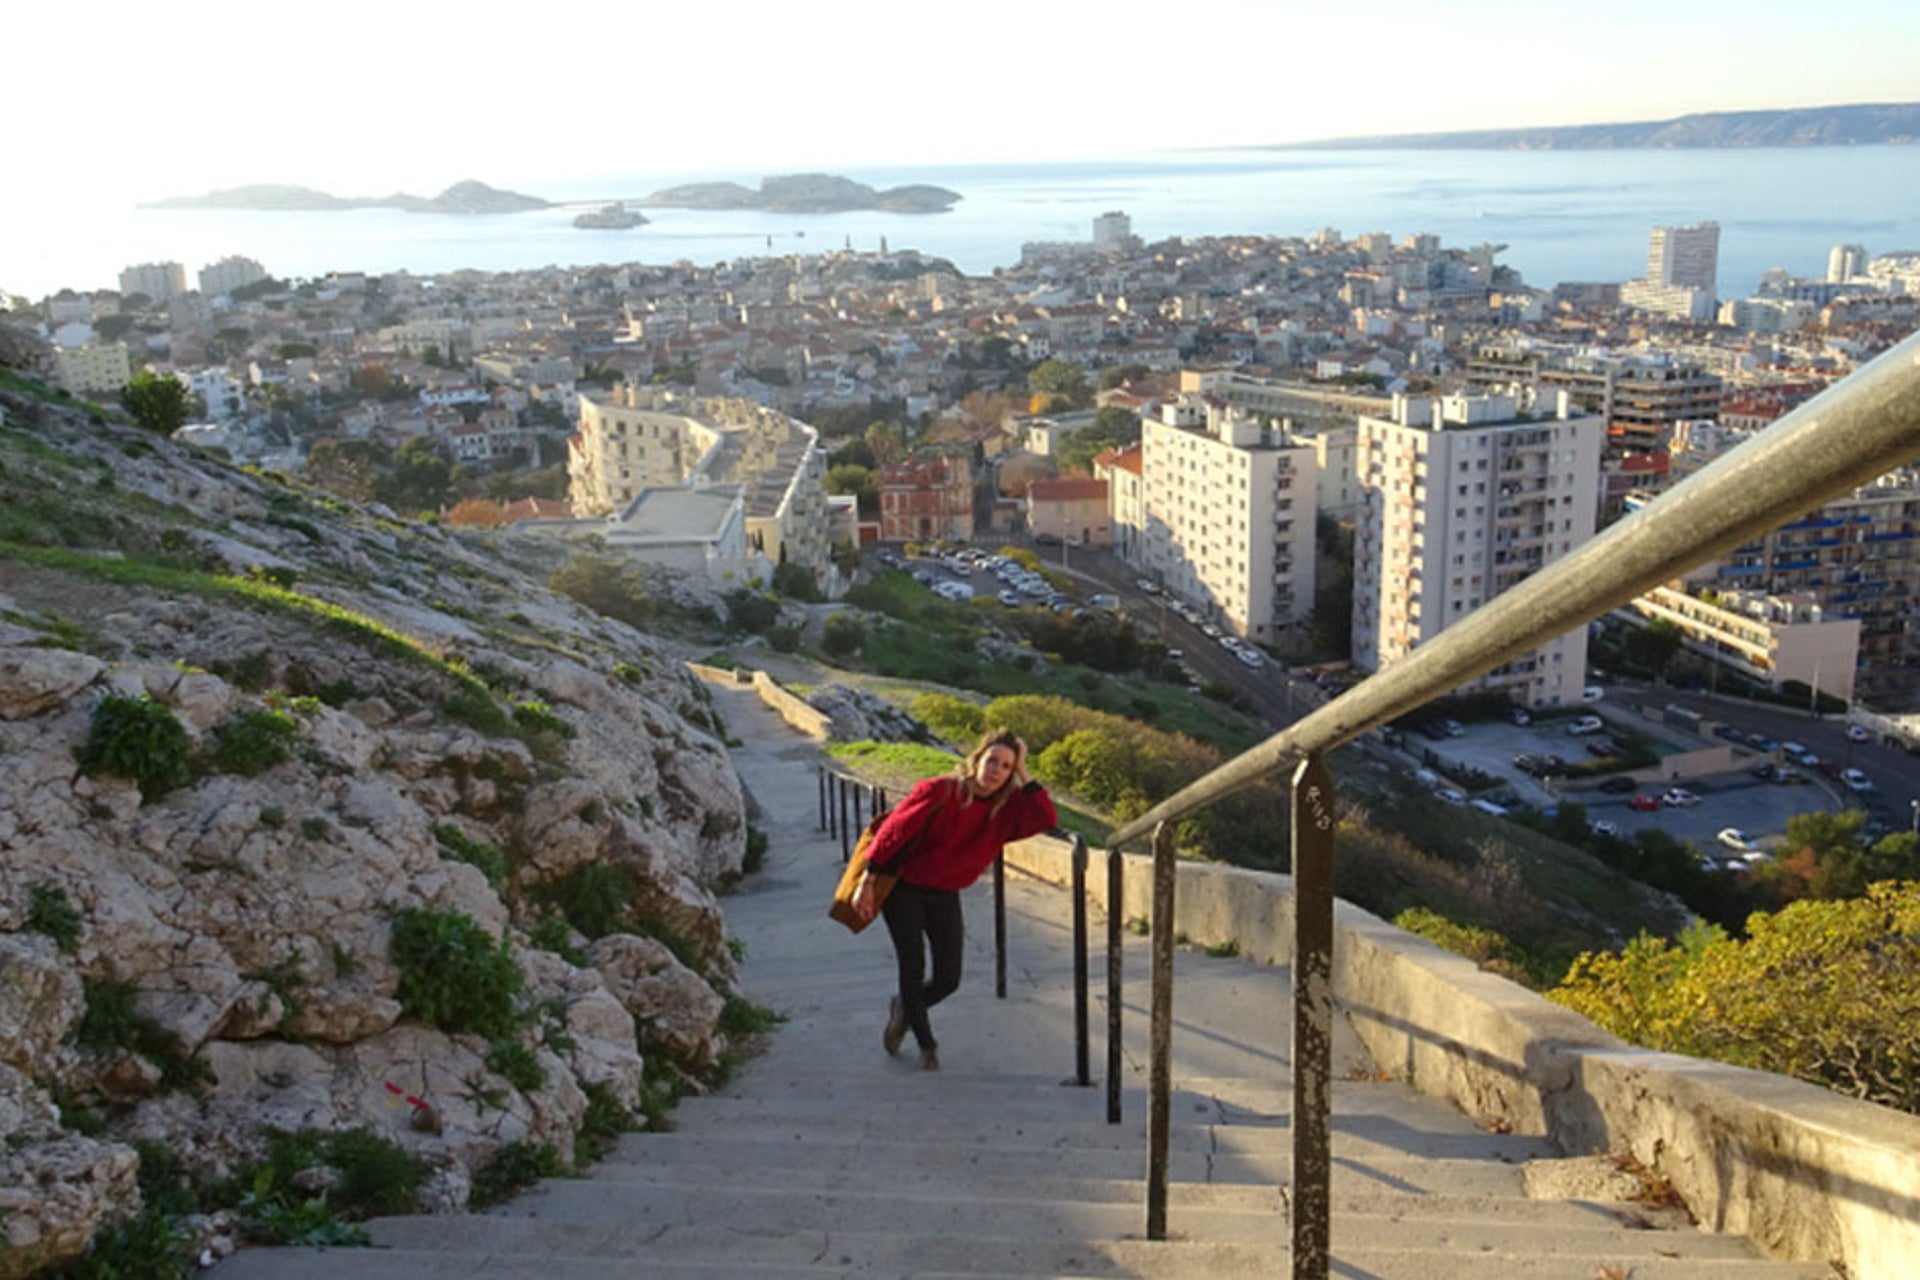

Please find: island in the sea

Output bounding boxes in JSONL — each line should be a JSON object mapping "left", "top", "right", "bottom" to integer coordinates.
{"left": 1276, "top": 101, "right": 1920, "bottom": 151}
{"left": 641, "top": 173, "right": 961, "bottom": 214}
{"left": 142, "top": 180, "right": 553, "bottom": 214}
{"left": 572, "top": 202, "right": 648, "bottom": 229}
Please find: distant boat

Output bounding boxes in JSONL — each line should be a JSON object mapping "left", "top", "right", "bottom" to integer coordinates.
{"left": 573, "top": 202, "right": 647, "bottom": 229}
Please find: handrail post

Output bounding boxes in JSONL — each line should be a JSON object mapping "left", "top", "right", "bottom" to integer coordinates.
{"left": 817, "top": 766, "right": 827, "bottom": 832}
{"left": 1107, "top": 844, "right": 1123, "bottom": 1125}
{"left": 993, "top": 852, "right": 1007, "bottom": 999}
{"left": 1291, "top": 755, "right": 1337, "bottom": 1280}
{"left": 837, "top": 776, "right": 851, "bottom": 860}
{"left": 1070, "top": 834, "right": 1090, "bottom": 1087}
{"left": 1145, "top": 820, "right": 1175, "bottom": 1241}
{"left": 853, "top": 781, "right": 865, "bottom": 839}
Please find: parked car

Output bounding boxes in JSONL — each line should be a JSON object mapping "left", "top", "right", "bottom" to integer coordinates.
{"left": 1846, "top": 724, "right": 1872, "bottom": 743}
{"left": 1469, "top": 798, "right": 1508, "bottom": 817}
{"left": 1508, "top": 706, "right": 1531, "bottom": 726}
{"left": 1585, "top": 738, "right": 1621, "bottom": 757}
{"left": 1597, "top": 775, "right": 1638, "bottom": 794}
{"left": 1590, "top": 819, "right": 1620, "bottom": 837}
{"left": 1435, "top": 788, "right": 1467, "bottom": 805}
{"left": 1581, "top": 685, "right": 1605, "bottom": 702}
{"left": 1717, "top": 827, "right": 1756, "bottom": 852}
{"left": 1746, "top": 733, "right": 1779, "bottom": 752}
{"left": 1439, "top": 719, "right": 1465, "bottom": 737}
{"left": 1842, "top": 768, "right": 1875, "bottom": 792}
{"left": 1712, "top": 724, "right": 1745, "bottom": 742}
{"left": 1566, "top": 715, "right": 1605, "bottom": 736}
{"left": 1628, "top": 793, "right": 1662, "bottom": 811}
{"left": 1662, "top": 787, "right": 1701, "bottom": 807}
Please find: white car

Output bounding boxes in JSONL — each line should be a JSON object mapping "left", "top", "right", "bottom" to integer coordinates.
{"left": 1566, "top": 715, "right": 1605, "bottom": 736}
{"left": 1846, "top": 725, "right": 1872, "bottom": 743}
{"left": 1841, "top": 768, "right": 1875, "bottom": 793}
{"left": 1590, "top": 819, "right": 1620, "bottom": 838}
{"left": 1717, "top": 827, "right": 1756, "bottom": 851}
{"left": 1662, "top": 787, "right": 1701, "bottom": 807}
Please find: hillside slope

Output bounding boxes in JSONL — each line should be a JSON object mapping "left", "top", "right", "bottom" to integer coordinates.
{"left": 0, "top": 378, "right": 750, "bottom": 1275}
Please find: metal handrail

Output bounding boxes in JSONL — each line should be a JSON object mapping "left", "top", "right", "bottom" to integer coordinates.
{"left": 1108, "top": 326, "right": 1920, "bottom": 850}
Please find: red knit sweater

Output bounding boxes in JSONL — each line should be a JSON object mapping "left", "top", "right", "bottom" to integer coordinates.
{"left": 863, "top": 775, "right": 1058, "bottom": 891}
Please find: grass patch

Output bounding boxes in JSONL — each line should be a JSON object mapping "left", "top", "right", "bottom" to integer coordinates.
{"left": 73, "top": 691, "right": 195, "bottom": 801}
{"left": 27, "top": 882, "right": 84, "bottom": 952}
{"left": 468, "top": 1140, "right": 564, "bottom": 1209}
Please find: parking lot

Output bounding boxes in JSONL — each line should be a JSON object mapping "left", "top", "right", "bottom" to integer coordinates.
{"left": 1406, "top": 703, "right": 1869, "bottom": 853}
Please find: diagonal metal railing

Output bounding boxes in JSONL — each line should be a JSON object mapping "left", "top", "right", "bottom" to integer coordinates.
{"left": 1102, "top": 325, "right": 1920, "bottom": 1278}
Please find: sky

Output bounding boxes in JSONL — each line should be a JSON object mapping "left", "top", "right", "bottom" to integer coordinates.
{"left": 10, "top": 0, "right": 1920, "bottom": 204}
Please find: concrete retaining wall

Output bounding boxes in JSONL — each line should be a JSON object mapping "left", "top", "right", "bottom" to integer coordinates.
{"left": 1004, "top": 834, "right": 1920, "bottom": 1280}
{"left": 685, "top": 663, "right": 833, "bottom": 740}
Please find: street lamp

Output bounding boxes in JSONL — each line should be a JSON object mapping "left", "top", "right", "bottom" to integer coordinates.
{"left": 1910, "top": 798, "right": 1918, "bottom": 837}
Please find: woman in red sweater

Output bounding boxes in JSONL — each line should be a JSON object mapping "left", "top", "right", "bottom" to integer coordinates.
{"left": 850, "top": 729, "right": 1056, "bottom": 1070}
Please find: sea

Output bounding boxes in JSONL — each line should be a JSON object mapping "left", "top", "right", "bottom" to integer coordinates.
{"left": 5, "top": 146, "right": 1919, "bottom": 302}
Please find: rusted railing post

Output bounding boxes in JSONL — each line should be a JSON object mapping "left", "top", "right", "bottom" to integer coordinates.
{"left": 817, "top": 766, "right": 827, "bottom": 832}
{"left": 836, "top": 776, "right": 851, "bottom": 860}
{"left": 1145, "top": 821, "right": 1175, "bottom": 1241}
{"left": 1107, "top": 844, "right": 1123, "bottom": 1124}
{"left": 1291, "top": 755, "right": 1336, "bottom": 1280}
{"left": 993, "top": 853, "right": 1007, "bottom": 999}
{"left": 1070, "top": 834, "right": 1090, "bottom": 1087}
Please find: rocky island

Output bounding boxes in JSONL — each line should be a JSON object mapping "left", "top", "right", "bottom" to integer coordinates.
{"left": 572, "top": 202, "right": 648, "bottom": 229}
{"left": 642, "top": 173, "right": 961, "bottom": 214}
{"left": 143, "top": 180, "right": 553, "bottom": 214}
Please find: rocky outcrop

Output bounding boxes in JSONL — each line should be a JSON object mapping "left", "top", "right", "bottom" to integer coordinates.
{"left": 806, "top": 683, "right": 937, "bottom": 745}
{"left": 0, "top": 390, "right": 757, "bottom": 1272}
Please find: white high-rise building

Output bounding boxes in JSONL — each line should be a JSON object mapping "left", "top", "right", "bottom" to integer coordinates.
{"left": 1091, "top": 211, "right": 1132, "bottom": 250}
{"left": 1828, "top": 243, "right": 1868, "bottom": 283}
{"left": 1352, "top": 391, "right": 1605, "bottom": 708}
{"left": 117, "top": 261, "right": 187, "bottom": 302}
{"left": 1138, "top": 395, "right": 1317, "bottom": 643}
{"left": 198, "top": 256, "right": 268, "bottom": 297}
{"left": 1648, "top": 221, "right": 1719, "bottom": 292}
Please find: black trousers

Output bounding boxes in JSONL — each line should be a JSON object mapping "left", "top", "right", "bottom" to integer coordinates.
{"left": 880, "top": 881, "right": 964, "bottom": 1050}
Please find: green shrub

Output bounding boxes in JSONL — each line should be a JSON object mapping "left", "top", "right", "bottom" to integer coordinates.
{"left": 469, "top": 1140, "right": 563, "bottom": 1208}
{"left": 485, "top": 1038, "right": 546, "bottom": 1092}
{"left": 1551, "top": 882, "right": 1920, "bottom": 1112}
{"left": 74, "top": 692, "right": 195, "bottom": 800}
{"left": 45, "top": 1204, "right": 192, "bottom": 1279}
{"left": 511, "top": 699, "right": 575, "bottom": 741}
{"left": 70, "top": 978, "right": 212, "bottom": 1093}
{"left": 531, "top": 864, "right": 637, "bottom": 941}
{"left": 771, "top": 560, "right": 821, "bottom": 602}
{"left": 725, "top": 588, "right": 780, "bottom": 633}
{"left": 717, "top": 994, "right": 784, "bottom": 1037}
{"left": 767, "top": 623, "right": 801, "bottom": 652}
{"left": 206, "top": 707, "right": 299, "bottom": 776}
{"left": 27, "top": 882, "right": 83, "bottom": 952}
{"left": 389, "top": 908, "right": 523, "bottom": 1039}
{"left": 574, "top": 1083, "right": 638, "bottom": 1165}
{"left": 821, "top": 612, "right": 865, "bottom": 659}
{"left": 525, "top": 913, "right": 586, "bottom": 966}
{"left": 911, "top": 692, "right": 984, "bottom": 744}
{"left": 431, "top": 823, "right": 508, "bottom": 889}
{"left": 743, "top": 826, "right": 768, "bottom": 875}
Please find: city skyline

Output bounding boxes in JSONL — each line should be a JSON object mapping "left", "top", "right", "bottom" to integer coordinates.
{"left": 13, "top": 0, "right": 1920, "bottom": 210}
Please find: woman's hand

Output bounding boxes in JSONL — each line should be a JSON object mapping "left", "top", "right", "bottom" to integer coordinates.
{"left": 851, "top": 869, "right": 879, "bottom": 921}
{"left": 1012, "top": 737, "right": 1030, "bottom": 786}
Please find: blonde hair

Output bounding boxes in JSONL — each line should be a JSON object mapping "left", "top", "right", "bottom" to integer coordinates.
{"left": 955, "top": 728, "right": 1023, "bottom": 814}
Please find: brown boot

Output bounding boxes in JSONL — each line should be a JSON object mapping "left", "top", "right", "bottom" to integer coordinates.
{"left": 883, "top": 997, "right": 907, "bottom": 1056}
{"left": 919, "top": 1047, "right": 940, "bottom": 1071}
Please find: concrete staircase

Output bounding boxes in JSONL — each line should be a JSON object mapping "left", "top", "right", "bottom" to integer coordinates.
{"left": 210, "top": 678, "right": 1828, "bottom": 1280}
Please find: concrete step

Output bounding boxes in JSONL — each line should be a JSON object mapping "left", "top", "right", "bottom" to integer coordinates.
{"left": 441, "top": 1181, "right": 1772, "bottom": 1260}
{"left": 582, "top": 1130, "right": 1536, "bottom": 1196}
{"left": 646, "top": 1105, "right": 1554, "bottom": 1166}
{"left": 309, "top": 1219, "right": 1827, "bottom": 1279}
{"left": 209, "top": 1243, "right": 1830, "bottom": 1280}
{"left": 548, "top": 1157, "right": 1684, "bottom": 1229}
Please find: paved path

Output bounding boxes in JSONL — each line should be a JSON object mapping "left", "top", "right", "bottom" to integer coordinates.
{"left": 212, "top": 673, "right": 1825, "bottom": 1279}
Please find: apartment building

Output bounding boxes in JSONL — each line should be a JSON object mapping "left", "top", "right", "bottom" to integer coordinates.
{"left": 118, "top": 261, "right": 187, "bottom": 302}
{"left": 1624, "top": 585, "right": 1860, "bottom": 704}
{"left": 570, "top": 384, "right": 722, "bottom": 516}
{"left": 567, "top": 385, "right": 832, "bottom": 580}
{"left": 53, "top": 343, "right": 131, "bottom": 395}
{"left": 1650, "top": 421, "right": 1920, "bottom": 698}
{"left": 1136, "top": 395, "right": 1317, "bottom": 643}
{"left": 1620, "top": 221, "right": 1719, "bottom": 321}
{"left": 1352, "top": 391, "right": 1604, "bottom": 708}
{"left": 1102, "top": 444, "right": 1146, "bottom": 562}
{"left": 198, "top": 256, "right": 267, "bottom": 297}
{"left": 877, "top": 452, "right": 975, "bottom": 543}
{"left": 1465, "top": 340, "right": 1721, "bottom": 457}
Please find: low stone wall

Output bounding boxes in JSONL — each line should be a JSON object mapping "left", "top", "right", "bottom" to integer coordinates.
{"left": 685, "top": 664, "right": 833, "bottom": 740}
{"left": 1003, "top": 833, "right": 1920, "bottom": 1280}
